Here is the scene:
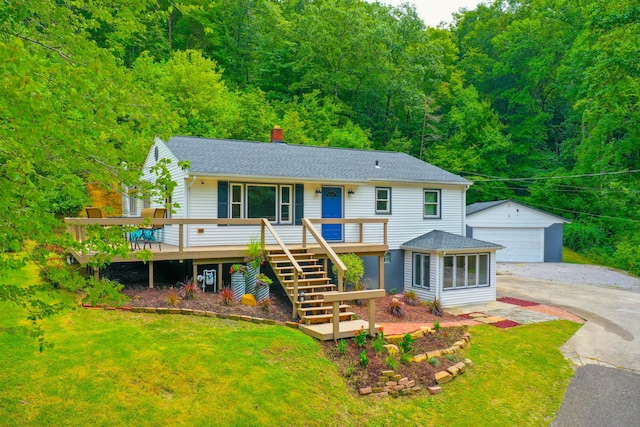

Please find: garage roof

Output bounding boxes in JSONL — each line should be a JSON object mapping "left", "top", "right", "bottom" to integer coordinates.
{"left": 400, "top": 230, "right": 503, "bottom": 252}
{"left": 466, "top": 199, "right": 570, "bottom": 223}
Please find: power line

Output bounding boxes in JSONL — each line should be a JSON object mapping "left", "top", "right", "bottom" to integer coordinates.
{"left": 458, "top": 169, "right": 640, "bottom": 182}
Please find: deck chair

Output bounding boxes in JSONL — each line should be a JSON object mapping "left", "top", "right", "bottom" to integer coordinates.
{"left": 135, "top": 208, "right": 166, "bottom": 250}
{"left": 85, "top": 207, "right": 106, "bottom": 218}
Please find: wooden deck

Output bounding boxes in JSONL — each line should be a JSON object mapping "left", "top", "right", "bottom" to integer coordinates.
{"left": 70, "top": 242, "right": 387, "bottom": 265}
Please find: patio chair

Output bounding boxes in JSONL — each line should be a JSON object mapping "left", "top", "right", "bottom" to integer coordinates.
{"left": 85, "top": 207, "right": 106, "bottom": 218}
{"left": 134, "top": 207, "right": 166, "bottom": 251}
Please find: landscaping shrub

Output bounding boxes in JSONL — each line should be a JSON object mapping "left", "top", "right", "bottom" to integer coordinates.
{"left": 403, "top": 290, "right": 419, "bottom": 306}
{"left": 388, "top": 297, "right": 406, "bottom": 318}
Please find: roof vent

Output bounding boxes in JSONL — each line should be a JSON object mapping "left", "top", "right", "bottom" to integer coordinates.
{"left": 375, "top": 160, "right": 381, "bottom": 168}
{"left": 271, "top": 126, "right": 284, "bottom": 143}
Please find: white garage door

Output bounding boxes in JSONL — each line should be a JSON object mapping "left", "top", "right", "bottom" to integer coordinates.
{"left": 472, "top": 227, "right": 544, "bottom": 262}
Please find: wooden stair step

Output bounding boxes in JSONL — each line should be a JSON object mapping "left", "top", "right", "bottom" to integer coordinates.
{"left": 301, "top": 312, "right": 356, "bottom": 324}
{"left": 298, "top": 304, "right": 350, "bottom": 313}
{"left": 274, "top": 264, "right": 323, "bottom": 271}
{"left": 282, "top": 277, "right": 331, "bottom": 284}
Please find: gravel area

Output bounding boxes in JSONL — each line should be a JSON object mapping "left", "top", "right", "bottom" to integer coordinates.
{"left": 497, "top": 262, "right": 640, "bottom": 292}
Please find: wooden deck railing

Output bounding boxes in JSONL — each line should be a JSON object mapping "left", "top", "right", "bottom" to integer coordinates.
{"left": 301, "top": 218, "right": 347, "bottom": 291}
{"left": 321, "top": 289, "right": 386, "bottom": 340}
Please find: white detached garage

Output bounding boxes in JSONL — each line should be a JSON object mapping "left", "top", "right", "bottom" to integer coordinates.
{"left": 466, "top": 200, "right": 570, "bottom": 263}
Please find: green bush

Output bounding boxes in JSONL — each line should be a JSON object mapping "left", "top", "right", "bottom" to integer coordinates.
{"left": 332, "top": 253, "right": 364, "bottom": 288}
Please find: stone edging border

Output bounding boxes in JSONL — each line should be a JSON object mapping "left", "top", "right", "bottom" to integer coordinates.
{"left": 359, "top": 329, "right": 473, "bottom": 398}
{"left": 80, "top": 301, "right": 301, "bottom": 329}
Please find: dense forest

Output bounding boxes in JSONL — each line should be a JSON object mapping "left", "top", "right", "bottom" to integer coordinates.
{"left": 1, "top": 0, "right": 639, "bottom": 300}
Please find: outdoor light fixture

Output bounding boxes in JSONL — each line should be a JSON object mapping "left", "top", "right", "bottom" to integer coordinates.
{"left": 348, "top": 189, "right": 355, "bottom": 195}
{"left": 315, "top": 188, "right": 322, "bottom": 194}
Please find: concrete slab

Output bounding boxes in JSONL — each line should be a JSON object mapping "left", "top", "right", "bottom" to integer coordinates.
{"left": 482, "top": 307, "right": 562, "bottom": 325}
{"left": 447, "top": 301, "right": 515, "bottom": 315}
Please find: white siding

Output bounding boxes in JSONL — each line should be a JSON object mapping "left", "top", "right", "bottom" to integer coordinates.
{"left": 403, "top": 250, "right": 498, "bottom": 307}
{"left": 347, "top": 183, "right": 467, "bottom": 249}
{"left": 403, "top": 251, "right": 437, "bottom": 302}
{"left": 467, "top": 201, "right": 565, "bottom": 228}
{"left": 138, "top": 139, "right": 187, "bottom": 246}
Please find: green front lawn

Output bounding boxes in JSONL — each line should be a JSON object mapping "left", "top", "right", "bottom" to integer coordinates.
{"left": 0, "top": 272, "right": 581, "bottom": 426}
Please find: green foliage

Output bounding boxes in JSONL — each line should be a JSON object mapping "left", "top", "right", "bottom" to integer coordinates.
{"left": 245, "top": 237, "right": 265, "bottom": 269}
{"left": 332, "top": 253, "right": 364, "bottom": 288}
{"left": 372, "top": 329, "right": 385, "bottom": 353}
{"left": 82, "top": 279, "right": 130, "bottom": 308}
{"left": 434, "top": 321, "right": 441, "bottom": 332}
{"left": 399, "top": 333, "right": 416, "bottom": 354}
{"left": 336, "top": 339, "right": 347, "bottom": 355}
{"left": 385, "top": 355, "right": 399, "bottom": 371}
{"left": 353, "top": 326, "right": 367, "bottom": 348}
{"left": 358, "top": 350, "right": 369, "bottom": 367}
{"left": 429, "top": 357, "right": 440, "bottom": 367}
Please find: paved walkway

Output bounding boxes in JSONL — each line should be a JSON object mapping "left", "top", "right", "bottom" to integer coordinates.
{"left": 378, "top": 298, "right": 582, "bottom": 336}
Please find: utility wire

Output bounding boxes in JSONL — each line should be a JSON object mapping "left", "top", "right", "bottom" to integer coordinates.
{"left": 458, "top": 169, "right": 640, "bottom": 182}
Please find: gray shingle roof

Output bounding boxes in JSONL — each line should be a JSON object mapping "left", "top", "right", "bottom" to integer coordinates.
{"left": 401, "top": 230, "right": 503, "bottom": 251}
{"left": 466, "top": 200, "right": 508, "bottom": 215}
{"left": 164, "top": 137, "right": 470, "bottom": 185}
{"left": 466, "top": 199, "right": 569, "bottom": 222}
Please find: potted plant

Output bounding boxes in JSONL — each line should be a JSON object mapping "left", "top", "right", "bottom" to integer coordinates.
{"left": 255, "top": 273, "right": 273, "bottom": 303}
{"left": 229, "top": 263, "right": 246, "bottom": 301}
{"left": 244, "top": 236, "right": 265, "bottom": 295}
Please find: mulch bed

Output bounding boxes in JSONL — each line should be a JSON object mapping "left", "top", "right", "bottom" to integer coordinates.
{"left": 492, "top": 319, "right": 522, "bottom": 329}
{"left": 497, "top": 296, "right": 540, "bottom": 307}
{"left": 321, "top": 327, "right": 467, "bottom": 390}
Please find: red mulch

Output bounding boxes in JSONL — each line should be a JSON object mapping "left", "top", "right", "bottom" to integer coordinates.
{"left": 491, "top": 319, "right": 522, "bottom": 328}
{"left": 497, "top": 297, "right": 539, "bottom": 307}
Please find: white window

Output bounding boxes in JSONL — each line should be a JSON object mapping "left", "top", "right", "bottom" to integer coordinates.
{"left": 412, "top": 253, "right": 430, "bottom": 289}
{"left": 230, "top": 184, "right": 243, "bottom": 219}
{"left": 423, "top": 189, "right": 440, "bottom": 218}
{"left": 443, "top": 254, "right": 490, "bottom": 290}
{"left": 280, "top": 185, "right": 292, "bottom": 224}
{"left": 383, "top": 252, "right": 391, "bottom": 264}
{"left": 230, "top": 183, "right": 293, "bottom": 223}
{"left": 375, "top": 187, "right": 391, "bottom": 214}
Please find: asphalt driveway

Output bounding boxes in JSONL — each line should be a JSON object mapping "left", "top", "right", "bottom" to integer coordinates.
{"left": 496, "top": 263, "right": 640, "bottom": 426}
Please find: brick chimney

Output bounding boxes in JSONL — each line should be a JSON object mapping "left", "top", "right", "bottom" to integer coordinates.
{"left": 271, "top": 126, "right": 284, "bottom": 143}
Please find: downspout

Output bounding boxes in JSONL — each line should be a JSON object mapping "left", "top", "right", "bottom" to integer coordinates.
{"left": 462, "top": 185, "right": 468, "bottom": 236}
{"left": 185, "top": 175, "right": 197, "bottom": 247}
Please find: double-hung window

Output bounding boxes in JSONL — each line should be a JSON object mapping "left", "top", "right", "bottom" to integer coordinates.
{"left": 412, "top": 253, "right": 430, "bottom": 289}
{"left": 230, "top": 183, "right": 293, "bottom": 224}
{"left": 443, "top": 253, "right": 490, "bottom": 290}
{"left": 375, "top": 187, "right": 391, "bottom": 214}
{"left": 423, "top": 189, "right": 440, "bottom": 218}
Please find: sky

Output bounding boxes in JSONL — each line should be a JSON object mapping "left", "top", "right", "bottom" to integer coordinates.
{"left": 374, "top": 0, "right": 484, "bottom": 28}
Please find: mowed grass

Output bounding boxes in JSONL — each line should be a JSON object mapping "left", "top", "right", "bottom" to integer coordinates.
{"left": 0, "top": 268, "right": 581, "bottom": 426}
{"left": 562, "top": 247, "right": 593, "bottom": 265}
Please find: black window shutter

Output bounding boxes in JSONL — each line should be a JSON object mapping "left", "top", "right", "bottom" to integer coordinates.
{"left": 218, "top": 181, "right": 229, "bottom": 219}
{"left": 294, "top": 183, "right": 304, "bottom": 225}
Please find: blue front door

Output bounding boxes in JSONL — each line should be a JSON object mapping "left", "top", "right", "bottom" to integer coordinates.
{"left": 322, "top": 186, "right": 343, "bottom": 241}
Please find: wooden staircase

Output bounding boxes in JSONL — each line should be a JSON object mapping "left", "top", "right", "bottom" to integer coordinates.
{"left": 267, "top": 248, "right": 355, "bottom": 325}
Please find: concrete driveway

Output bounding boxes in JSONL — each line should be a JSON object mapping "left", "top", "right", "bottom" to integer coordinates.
{"left": 497, "top": 267, "right": 640, "bottom": 372}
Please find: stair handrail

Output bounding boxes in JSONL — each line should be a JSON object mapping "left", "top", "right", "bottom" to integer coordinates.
{"left": 301, "top": 218, "right": 346, "bottom": 292}
{"left": 261, "top": 219, "right": 304, "bottom": 318}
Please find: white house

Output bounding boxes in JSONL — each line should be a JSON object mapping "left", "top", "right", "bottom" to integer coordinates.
{"left": 466, "top": 200, "right": 570, "bottom": 263}
{"left": 129, "top": 131, "right": 503, "bottom": 309}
